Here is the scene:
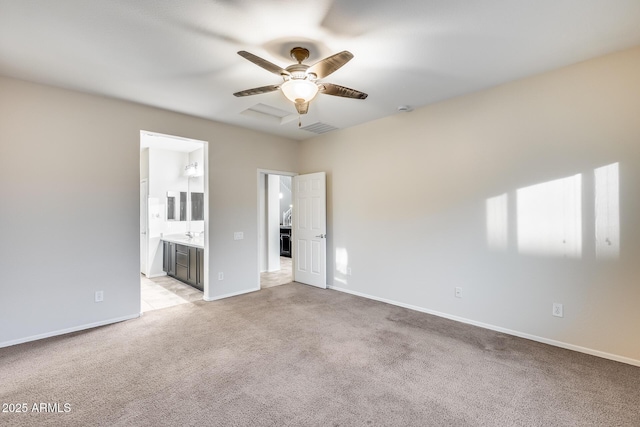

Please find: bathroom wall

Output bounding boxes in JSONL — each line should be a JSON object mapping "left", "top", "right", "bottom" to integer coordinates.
{"left": 188, "top": 147, "right": 205, "bottom": 235}
{"left": 146, "top": 148, "right": 190, "bottom": 277}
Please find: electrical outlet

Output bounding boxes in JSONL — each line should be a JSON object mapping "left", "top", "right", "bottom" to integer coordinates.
{"left": 95, "top": 291, "right": 104, "bottom": 303}
{"left": 218, "top": 272, "right": 224, "bottom": 281}
{"left": 234, "top": 232, "right": 243, "bottom": 240}
{"left": 553, "top": 303, "right": 564, "bottom": 317}
{"left": 455, "top": 287, "right": 462, "bottom": 298}
{"left": 347, "top": 268, "right": 352, "bottom": 276}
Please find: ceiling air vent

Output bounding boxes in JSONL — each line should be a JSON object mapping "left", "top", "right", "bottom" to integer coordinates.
{"left": 300, "top": 122, "right": 339, "bottom": 134}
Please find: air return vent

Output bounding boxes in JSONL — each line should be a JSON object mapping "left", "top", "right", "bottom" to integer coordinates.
{"left": 300, "top": 122, "right": 339, "bottom": 134}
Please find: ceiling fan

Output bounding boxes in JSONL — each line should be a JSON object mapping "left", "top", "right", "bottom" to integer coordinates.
{"left": 233, "top": 47, "right": 368, "bottom": 115}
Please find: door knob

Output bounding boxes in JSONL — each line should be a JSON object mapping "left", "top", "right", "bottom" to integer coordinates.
{"left": 315, "top": 234, "right": 326, "bottom": 238}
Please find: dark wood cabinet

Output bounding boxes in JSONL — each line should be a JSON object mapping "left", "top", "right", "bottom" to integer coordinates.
{"left": 187, "top": 246, "right": 197, "bottom": 284}
{"left": 162, "top": 241, "right": 176, "bottom": 275}
{"left": 175, "top": 244, "right": 189, "bottom": 283}
{"left": 280, "top": 227, "right": 291, "bottom": 257}
{"left": 196, "top": 247, "right": 204, "bottom": 290}
{"left": 162, "top": 241, "right": 204, "bottom": 291}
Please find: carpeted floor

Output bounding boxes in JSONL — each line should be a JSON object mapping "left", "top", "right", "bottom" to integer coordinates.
{"left": 1, "top": 283, "right": 638, "bottom": 426}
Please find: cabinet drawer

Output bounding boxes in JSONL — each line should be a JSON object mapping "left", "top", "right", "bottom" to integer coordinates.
{"left": 176, "top": 244, "right": 188, "bottom": 254}
{"left": 176, "top": 251, "right": 188, "bottom": 267}
{"left": 175, "top": 264, "right": 189, "bottom": 282}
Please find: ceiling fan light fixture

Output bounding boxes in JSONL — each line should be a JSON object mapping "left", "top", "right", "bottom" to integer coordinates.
{"left": 234, "top": 48, "right": 367, "bottom": 116}
{"left": 281, "top": 79, "right": 319, "bottom": 104}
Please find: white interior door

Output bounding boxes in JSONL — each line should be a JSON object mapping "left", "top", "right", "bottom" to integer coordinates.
{"left": 293, "top": 172, "right": 326, "bottom": 289}
{"left": 140, "top": 180, "right": 148, "bottom": 275}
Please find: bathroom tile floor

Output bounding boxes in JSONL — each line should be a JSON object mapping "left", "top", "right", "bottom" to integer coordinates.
{"left": 142, "top": 255, "right": 292, "bottom": 312}
{"left": 141, "top": 274, "right": 203, "bottom": 313}
{"left": 260, "top": 256, "right": 293, "bottom": 289}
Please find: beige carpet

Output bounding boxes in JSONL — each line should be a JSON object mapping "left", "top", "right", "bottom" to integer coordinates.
{"left": 1, "top": 283, "right": 638, "bottom": 426}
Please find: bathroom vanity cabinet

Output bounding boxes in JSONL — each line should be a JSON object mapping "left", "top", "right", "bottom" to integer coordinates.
{"left": 162, "top": 239, "right": 204, "bottom": 291}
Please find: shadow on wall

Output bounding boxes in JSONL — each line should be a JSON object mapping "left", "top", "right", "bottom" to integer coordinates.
{"left": 486, "top": 162, "right": 619, "bottom": 259}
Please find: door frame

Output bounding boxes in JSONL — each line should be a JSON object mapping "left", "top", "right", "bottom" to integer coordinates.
{"left": 140, "top": 131, "right": 210, "bottom": 300}
{"left": 140, "top": 179, "right": 149, "bottom": 276}
{"left": 256, "top": 169, "right": 298, "bottom": 290}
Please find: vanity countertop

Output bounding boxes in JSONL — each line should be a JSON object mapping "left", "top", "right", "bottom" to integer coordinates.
{"left": 161, "top": 234, "right": 204, "bottom": 248}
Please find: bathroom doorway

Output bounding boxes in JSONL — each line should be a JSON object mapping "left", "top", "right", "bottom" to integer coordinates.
{"left": 258, "top": 170, "right": 296, "bottom": 288}
{"left": 140, "top": 131, "right": 209, "bottom": 312}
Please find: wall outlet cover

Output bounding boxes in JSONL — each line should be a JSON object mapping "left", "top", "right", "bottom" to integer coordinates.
{"left": 553, "top": 303, "right": 564, "bottom": 317}
{"left": 234, "top": 232, "right": 244, "bottom": 240}
{"left": 455, "top": 287, "right": 462, "bottom": 298}
{"left": 95, "top": 291, "right": 104, "bottom": 303}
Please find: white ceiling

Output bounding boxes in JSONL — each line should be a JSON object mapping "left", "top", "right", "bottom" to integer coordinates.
{"left": 2, "top": 0, "right": 640, "bottom": 141}
{"left": 140, "top": 131, "right": 204, "bottom": 152}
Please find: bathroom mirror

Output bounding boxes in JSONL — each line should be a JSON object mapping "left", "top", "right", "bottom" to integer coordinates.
{"left": 167, "top": 191, "right": 177, "bottom": 221}
{"left": 167, "top": 191, "right": 187, "bottom": 221}
{"left": 167, "top": 191, "right": 203, "bottom": 221}
{"left": 191, "top": 192, "right": 204, "bottom": 221}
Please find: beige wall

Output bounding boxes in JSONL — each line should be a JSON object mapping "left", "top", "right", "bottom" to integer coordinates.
{"left": 0, "top": 77, "right": 298, "bottom": 345}
{"left": 299, "top": 47, "right": 640, "bottom": 363}
{"left": 2, "top": 46, "right": 639, "bottom": 364}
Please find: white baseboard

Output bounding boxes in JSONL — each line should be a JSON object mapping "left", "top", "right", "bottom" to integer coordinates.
{"left": 0, "top": 313, "right": 141, "bottom": 349}
{"left": 328, "top": 285, "right": 640, "bottom": 367}
{"left": 145, "top": 272, "right": 167, "bottom": 279}
{"left": 205, "top": 287, "right": 260, "bottom": 301}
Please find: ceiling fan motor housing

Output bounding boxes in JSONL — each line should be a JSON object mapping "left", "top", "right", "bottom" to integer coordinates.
{"left": 285, "top": 65, "right": 311, "bottom": 80}
{"left": 290, "top": 47, "right": 310, "bottom": 63}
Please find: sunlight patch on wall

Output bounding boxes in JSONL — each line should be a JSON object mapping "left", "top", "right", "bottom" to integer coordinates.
{"left": 334, "top": 247, "right": 349, "bottom": 285}
{"left": 595, "top": 163, "right": 620, "bottom": 259}
{"left": 517, "top": 174, "right": 582, "bottom": 258}
{"left": 486, "top": 194, "right": 508, "bottom": 251}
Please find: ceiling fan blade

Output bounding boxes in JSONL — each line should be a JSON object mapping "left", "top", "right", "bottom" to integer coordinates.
{"left": 237, "top": 51, "right": 290, "bottom": 76}
{"left": 233, "top": 85, "right": 280, "bottom": 97}
{"left": 319, "top": 83, "right": 368, "bottom": 99}
{"left": 295, "top": 101, "right": 309, "bottom": 115}
{"left": 307, "top": 51, "right": 354, "bottom": 79}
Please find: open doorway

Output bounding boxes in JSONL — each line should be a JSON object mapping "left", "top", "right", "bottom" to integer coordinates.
{"left": 258, "top": 170, "right": 296, "bottom": 288}
{"left": 140, "top": 131, "right": 209, "bottom": 312}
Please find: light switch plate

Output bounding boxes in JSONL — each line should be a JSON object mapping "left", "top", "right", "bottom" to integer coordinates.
{"left": 234, "top": 232, "right": 243, "bottom": 240}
